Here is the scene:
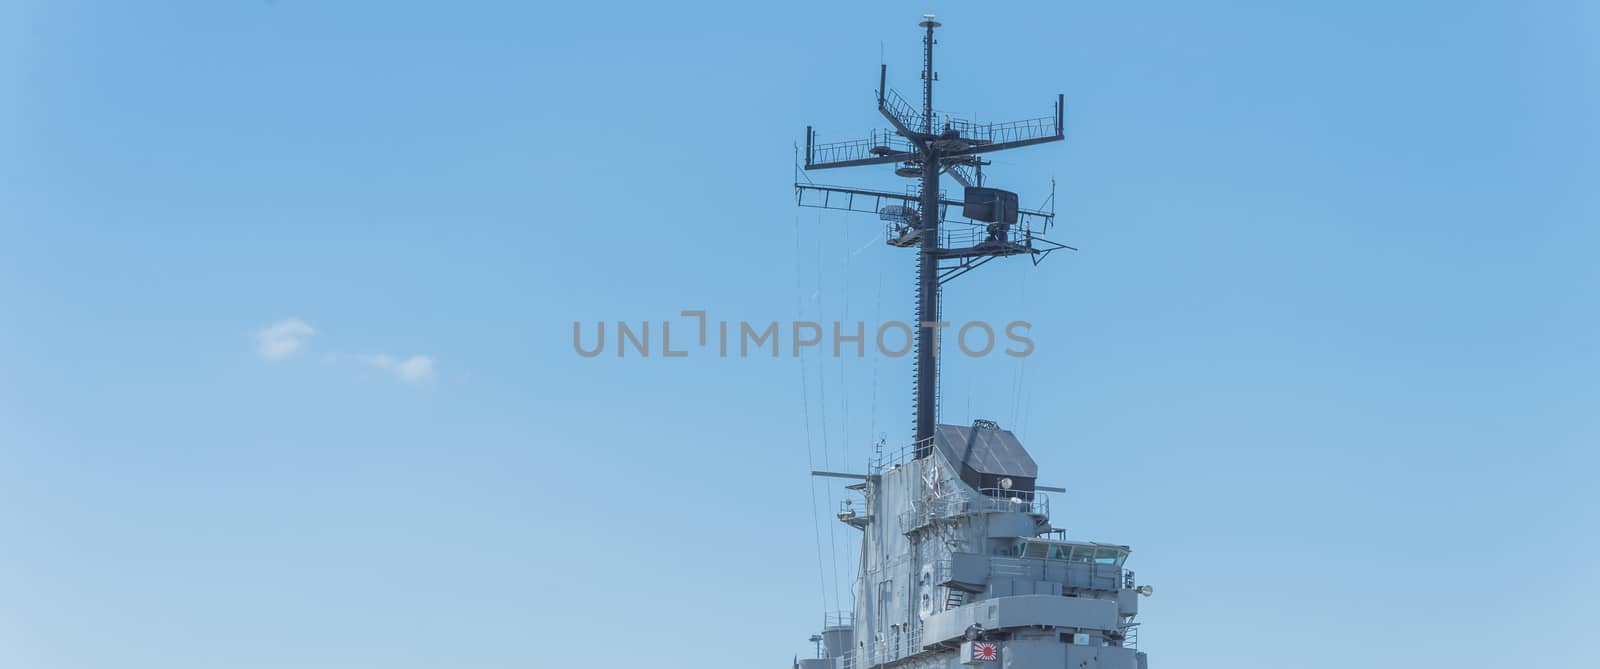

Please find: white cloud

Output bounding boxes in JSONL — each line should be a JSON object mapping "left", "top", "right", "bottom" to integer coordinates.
{"left": 256, "top": 318, "right": 434, "bottom": 384}
{"left": 256, "top": 319, "right": 314, "bottom": 360}
{"left": 361, "top": 354, "right": 435, "bottom": 384}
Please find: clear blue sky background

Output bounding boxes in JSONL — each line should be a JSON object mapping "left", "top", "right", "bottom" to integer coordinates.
{"left": 4, "top": 1, "right": 1597, "bottom": 667}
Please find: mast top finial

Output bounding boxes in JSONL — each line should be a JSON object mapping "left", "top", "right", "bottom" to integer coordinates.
{"left": 919, "top": 14, "right": 941, "bottom": 29}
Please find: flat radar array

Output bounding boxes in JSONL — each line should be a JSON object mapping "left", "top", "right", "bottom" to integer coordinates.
{"left": 797, "top": 15, "right": 1072, "bottom": 457}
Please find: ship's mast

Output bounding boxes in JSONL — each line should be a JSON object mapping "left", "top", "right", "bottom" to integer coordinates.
{"left": 913, "top": 15, "right": 941, "bottom": 452}
{"left": 797, "top": 14, "right": 1072, "bottom": 458}
{"left": 795, "top": 19, "right": 1155, "bottom": 669}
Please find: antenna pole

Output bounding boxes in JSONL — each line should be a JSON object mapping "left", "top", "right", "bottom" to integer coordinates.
{"left": 796, "top": 15, "right": 1068, "bottom": 459}
{"left": 922, "top": 19, "right": 935, "bottom": 135}
{"left": 914, "top": 16, "right": 941, "bottom": 456}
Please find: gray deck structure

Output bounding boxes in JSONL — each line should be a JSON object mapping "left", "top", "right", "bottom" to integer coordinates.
{"left": 798, "top": 422, "right": 1150, "bottom": 669}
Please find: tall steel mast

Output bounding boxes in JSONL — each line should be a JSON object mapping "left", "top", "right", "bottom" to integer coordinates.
{"left": 913, "top": 15, "right": 941, "bottom": 454}
{"left": 799, "top": 15, "right": 1072, "bottom": 457}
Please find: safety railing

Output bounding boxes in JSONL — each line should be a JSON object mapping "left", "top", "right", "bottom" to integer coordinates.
{"left": 901, "top": 487, "right": 1050, "bottom": 531}
{"left": 871, "top": 437, "right": 932, "bottom": 473}
{"left": 971, "top": 488, "right": 1049, "bottom": 516}
{"left": 954, "top": 114, "right": 1059, "bottom": 146}
{"left": 880, "top": 88, "right": 927, "bottom": 133}
{"left": 837, "top": 623, "right": 924, "bottom": 669}
{"left": 989, "top": 557, "right": 1126, "bottom": 592}
{"left": 937, "top": 221, "right": 1037, "bottom": 251}
{"left": 808, "top": 129, "right": 916, "bottom": 168}
{"left": 881, "top": 89, "right": 1061, "bottom": 149}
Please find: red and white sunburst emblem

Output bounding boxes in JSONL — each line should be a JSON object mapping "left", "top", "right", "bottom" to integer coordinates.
{"left": 971, "top": 641, "right": 998, "bottom": 661}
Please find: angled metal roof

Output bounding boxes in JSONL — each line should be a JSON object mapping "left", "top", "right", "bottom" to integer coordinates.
{"left": 932, "top": 423, "right": 1037, "bottom": 478}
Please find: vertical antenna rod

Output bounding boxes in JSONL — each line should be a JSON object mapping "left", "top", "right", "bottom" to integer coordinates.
{"left": 914, "top": 15, "right": 942, "bottom": 455}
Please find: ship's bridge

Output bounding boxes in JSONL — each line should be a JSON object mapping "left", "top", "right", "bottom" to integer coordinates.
{"left": 994, "top": 538, "right": 1130, "bottom": 568}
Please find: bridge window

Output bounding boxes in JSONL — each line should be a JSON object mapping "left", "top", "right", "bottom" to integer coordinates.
{"left": 1010, "top": 540, "right": 1129, "bottom": 566}
{"left": 1094, "top": 547, "right": 1127, "bottom": 566}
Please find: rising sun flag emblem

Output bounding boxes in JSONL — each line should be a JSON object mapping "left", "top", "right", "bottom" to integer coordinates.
{"left": 971, "top": 641, "right": 998, "bottom": 661}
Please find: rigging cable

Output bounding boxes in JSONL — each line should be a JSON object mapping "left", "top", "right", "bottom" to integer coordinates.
{"left": 839, "top": 218, "right": 859, "bottom": 602}
{"left": 814, "top": 218, "right": 845, "bottom": 614}
{"left": 1009, "top": 267, "right": 1031, "bottom": 429}
{"left": 794, "top": 214, "right": 831, "bottom": 617}
{"left": 840, "top": 219, "right": 850, "bottom": 481}
{"left": 869, "top": 251, "right": 883, "bottom": 451}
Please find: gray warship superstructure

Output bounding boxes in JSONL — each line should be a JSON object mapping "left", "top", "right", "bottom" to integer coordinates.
{"left": 799, "top": 423, "right": 1151, "bottom": 669}
{"left": 792, "top": 16, "right": 1152, "bottom": 669}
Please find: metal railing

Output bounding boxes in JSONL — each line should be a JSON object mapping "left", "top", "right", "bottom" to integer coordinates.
{"left": 901, "top": 487, "right": 1051, "bottom": 531}
{"left": 837, "top": 624, "right": 924, "bottom": 669}
{"left": 944, "top": 162, "right": 977, "bottom": 186}
{"left": 955, "top": 114, "right": 1059, "bottom": 146}
{"left": 937, "top": 221, "right": 1038, "bottom": 251}
{"left": 972, "top": 488, "right": 1049, "bottom": 516}
{"left": 880, "top": 88, "right": 926, "bottom": 132}
{"left": 988, "top": 557, "right": 1129, "bottom": 592}
{"left": 880, "top": 88, "right": 1061, "bottom": 149}
{"left": 809, "top": 129, "right": 916, "bottom": 167}
{"left": 871, "top": 437, "right": 931, "bottom": 473}
{"left": 795, "top": 183, "right": 943, "bottom": 224}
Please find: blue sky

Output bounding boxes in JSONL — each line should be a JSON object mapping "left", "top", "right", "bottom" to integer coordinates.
{"left": 4, "top": 1, "right": 1598, "bottom": 667}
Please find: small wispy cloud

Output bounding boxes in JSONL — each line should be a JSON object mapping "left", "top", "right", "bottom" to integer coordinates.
{"left": 256, "top": 319, "right": 314, "bottom": 360}
{"left": 361, "top": 354, "right": 435, "bottom": 384}
{"left": 256, "top": 319, "right": 435, "bottom": 385}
